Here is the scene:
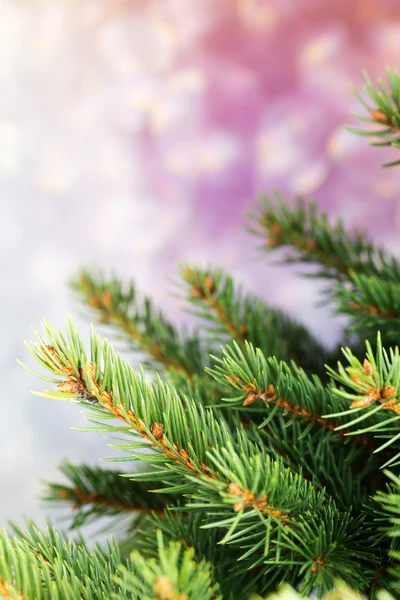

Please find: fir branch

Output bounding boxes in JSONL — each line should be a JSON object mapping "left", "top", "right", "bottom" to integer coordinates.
{"left": 25, "top": 321, "right": 221, "bottom": 481}
{"left": 335, "top": 273, "right": 400, "bottom": 345}
{"left": 249, "top": 197, "right": 400, "bottom": 284}
{"left": 326, "top": 334, "right": 400, "bottom": 467}
{"left": 114, "top": 530, "right": 221, "bottom": 600}
{"left": 209, "top": 341, "right": 378, "bottom": 451}
{"left": 0, "top": 525, "right": 220, "bottom": 600}
{"left": 181, "top": 266, "right": 247, "bottom": 340}
{"left": 180, "top": 267, "right": 327, "bottom": 374}
{"left": 24, "top": 320, "right": 376, "bottom": 593}
{"left": 351, "top": 68, "right": 400, "bottom": 167}
{"left": 140, "top": 511, "right": 256, "bottom": 598}
{"left": 248, "top": 416, "right": 385, "bottom": 512}
{"left": 0, "top": 524, "right": 123, "bottom": 599}
{"left": 72, "top": 270, "right": 206, "bottom": 377}
{"left": 44, "top": 463, "right": 174, "bottom": 529}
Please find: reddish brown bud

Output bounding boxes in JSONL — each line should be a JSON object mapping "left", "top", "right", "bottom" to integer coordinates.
{"left": 101, "top": 291, "right": 113, "bottom": 308}
{"left": 204, "top": 276, "right": 215, "bottom": 294}
{"left": 227, "top": 482, "right": 243, "bottom": 496}
{"left": 155, "top": 575, "right": 173, "bottom": 600}
{"left": 381, "top": 385, "right": 397, "bottom": 400}
{"left": 270, "top": 222, "right": 283, "bottom": 236}
{"left": 265, "top": 384, "right": 277, "bottom": 402}
{"left": 363, "top": 359, "right": 373, "bottom": 376}
{"left": 150, "top": 422, "right": 164, "bottom": 440}
{"left": 56, "top": 380, "right": 80, "bottom": 394}
{"left": 371, "top": 109, "right": 391, "bottom": 124}
{"left": 85, "top": 361, "right": 96, "bottom": 380}
{"left": 243, "top": 391, "right": 259, "bottom": 406}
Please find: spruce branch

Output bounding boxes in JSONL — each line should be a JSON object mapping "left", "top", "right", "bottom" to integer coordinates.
{"left": 140, "top": 511, "right": 255, "bottom": 597}
{"left": 25, "top": 321, "right": 221, "bottom": 482}
{"left": 72, "top": 270, "right": 206, "bottom": 377}
{"left": 209, "top": 341, "right": 378, "bottom": 451}
{"left": 114, "top": 530, "right": 221, "bottom": 600}
{"left": 23, "top": 320, "right": 376, "bottom": 593}
{"left": 180, "top": 266, "right": 327, "bottom": 374}
{"left": 0, "top": 525, "right": 220, "bottom": 600}
{"left": 0, "top": 524, "right": 123, "bottom": 599}
{"left": 250, "top": 197, "right": 400, "bottom": 284}
{"left": 44, "top": 463, "right": 173, "bottom": 529}
{"left": 335, "top": 273, "right": 400, "bottom": 345}
{"left": 326, "top": 334, "right": 400, "bottom": 467}
{"left": 351, "top": 68, "right": 400, "bottom": 167}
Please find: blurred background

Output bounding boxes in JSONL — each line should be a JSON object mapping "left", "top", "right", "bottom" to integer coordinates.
{"left": 2, "top": 0, "right": 400, "bottom": 527}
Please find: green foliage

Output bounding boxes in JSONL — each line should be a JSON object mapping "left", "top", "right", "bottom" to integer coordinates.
{"left": 335, "top": 272, "right": 400, "bottom": 346}
{"left": 250, "top": 197, "right": 400, "bottom": 348}
{"left": 0, "top": 525, "right": 219, "bottom": 600}
{"left": 0, "top": 524, "right": 122, "bottom": 599}
{"left": 351, "top": 68, "right": 400, "bottom": 167}
{"left": 114, "top": 530, "right": 221, "bottom": 600}
{"left": 326, "top": 333, "right": 400, "bottom": 468}
{"left": 44, "top": 462, "right": 176, "bottom": 530}
{"left": 250, "top": 196, "right": 400, "bottom": 283}
{"left": 11, "top": 66, "right": 400, "bottom": 599}
{"left": 72, "top": 269, "right": 207, "bottom": 376}
{"left": 179, "top": 266, "right": 327, "bottom": 375}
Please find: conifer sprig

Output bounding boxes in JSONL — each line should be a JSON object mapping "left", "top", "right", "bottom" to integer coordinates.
{"left": 72, "top": 270, "right": 206, "bottom": 377}
{"left": 23, "top": 319, "right": 377, "bottom": 594}
{"left": 44, "top": 463, "right": 174, "bottom": 529}
{"left": 114, "top": 530, "right": 221, "bottom": 600}
{"left": 209, "top": 341, "right": 374, "bottom": 446}
{"left": 351, "top": 68, "right": 400, "bottom": 167}
{"left": 250, "top": 197, "right": 400, "bottom": 284}
{"left": 335, "top": 273, "right": 400, "bottom": 345}
{"left": 0, "top": 524, "right": 122, "bottom": 599}
{"left": 180, "top": 266, "right": 327, "bottom": 374}
{"left": 0, "top": 525, "right": 220, "bottom": 600}
{"left": 326, "top": 334, "right": 400, "bottom": 467}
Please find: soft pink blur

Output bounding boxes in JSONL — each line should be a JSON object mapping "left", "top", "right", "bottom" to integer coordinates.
{"left": 127, "top": 1, "right": 400, "bottom": 230}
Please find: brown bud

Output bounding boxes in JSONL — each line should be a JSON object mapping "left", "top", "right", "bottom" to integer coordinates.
{"left": 381, "top": 385, "right": 397, "bottom": 399}
{"left": 243, "top": 391, "right": 259, "bottom": 406}
{"left": 265, "top": 384, "right": 277, "bottom": 402}
{"left": 363, "top": 359, "right": 373, "bottom": 376}
{"left": 304, "top": 238, "right": 317, "bottom": 251}
{"left": 350, "top": 396, "right": 377, "bottom": 409}
{"left": 233, "top": 500, "right": 246, "bottom": 512}
{"left": 270, "top": 222, "right": 283, "bottom": 236}
{"left": 56, "top": 380, "right": 80, "bottom": 394}
{"left": 204, "top": 276, "right": 215, "bottom": 294}
{"left": 155, "top": 575, "right": 173, "bottom": 600}
{"left": 85, "top": 361, "right": 96, "bottom": 380}
{"left": 150, "top": 422, "right": 164, "bottom": 440}
{"left": 179, "top": 448, "right": 190, "bottom": 461}
{"left": 371, "top": 109, "right": 391, "bottom": 125}
{"left": 239, "top": 325, "right": 248, "bottom": 338}
{"left": 227, "top": 482, "right": 243, "bottom": 496}
{"left": 226, "top": 374, "right": 243, "bottom": 387}
{"left": 45, "top": 345, "right": 57, "bottom": 356}
{"left": 57, "top": 489, "right": 69, "bottom": 499}
{"left": 101, "top": 291, "right": 113, "bottom": 308}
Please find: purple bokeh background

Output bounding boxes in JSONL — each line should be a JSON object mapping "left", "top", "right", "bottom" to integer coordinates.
{"left": 2, "top": 0, "right": 400, "bottom": 526}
